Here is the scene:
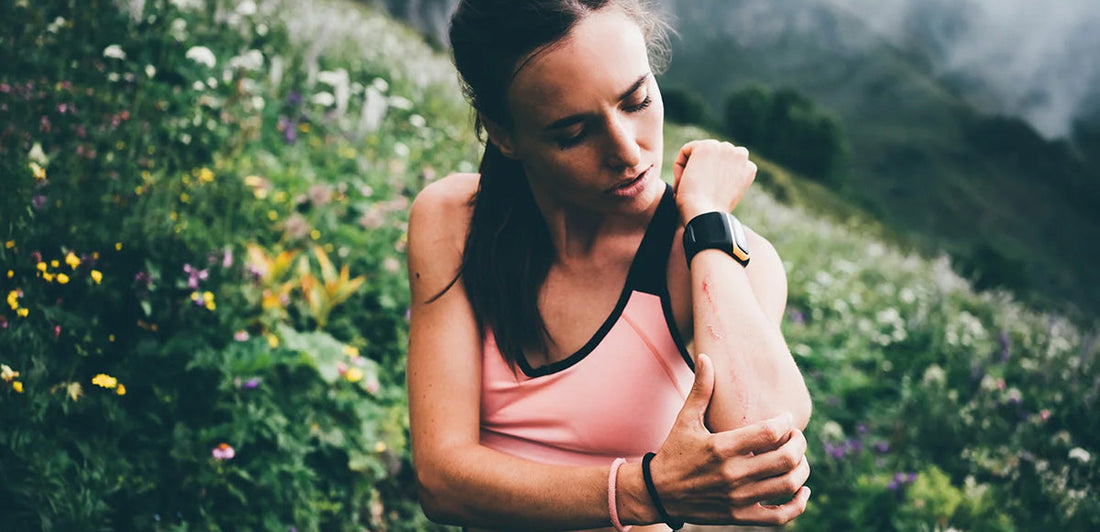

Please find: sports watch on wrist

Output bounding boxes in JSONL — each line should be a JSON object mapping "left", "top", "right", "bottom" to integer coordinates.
{"left": 682, "top": 211, "right": 750, "bottom": 268}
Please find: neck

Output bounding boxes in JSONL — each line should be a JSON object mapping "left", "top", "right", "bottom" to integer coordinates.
{"left": 526, "top": 178, "right": 662, "bottom": 263}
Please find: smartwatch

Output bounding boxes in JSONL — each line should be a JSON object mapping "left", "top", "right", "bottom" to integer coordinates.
{"left": 682, "top": 211, "right": 750, "bottom": 268}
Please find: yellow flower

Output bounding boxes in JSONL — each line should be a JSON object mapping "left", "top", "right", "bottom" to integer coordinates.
{"left": 29, "top": 162, "right": 46, "bottom": 180}
{"left": 197, "top": 167, "right": 214, "bottom": 183}
{"left": 180, "top": 192, "right": 191, "bottom": 203}
{"left": 265, "top": 333, "right": 279, "bottom": 348}
{"left": 6, "top": 290, "right": 18, "bottom": 310}
{"left": 115, "top": 242, "right": 122, "bottom": 251}
{"left": 91, "top": 373, "right": 118, "bottom": 389}
{"left": 116, "top": 384, "right": 126, "bottom": 396}
{"left": 1, "top": 364, "right": 18, "bottom": 382}
{"left": 65, "top": 251, "right": 80, "bottom": 269}
{"left": 343, "top": 345, "right": 360, "bottom": 358}
{"left": 42, "top": 272, "right": 54, "bottom": 282}
{"left": 56, "top": 273, "right": 70, "bottom": 284}
{"left": 16, "top": 308, "right": 28, "bottom": 318}
{"left": 7, "top": 270, "right": 14, "bottom": 278}
{"left": 50, "top": 260, "right": 59, "bottom": 268}
{"left": 36, "top": 262, "right": 47, "bottom": 272}
{"left": 345, "top": 367, "right": 364, "bottom": 383}
{"left": 12, "top": 381, "right": 23, "bottom": 393}
{"left": 267, "top": 210, "right": 278, "bottom": 221}
{"left": 4, "top": 240, "right": 14, "bottom": 249}
{"left": 91, "top": 270, "right": 103, "bottom": 284}
{"left": 310, "top": 229, "right": 321, "bottom": 240}
{"left": 109, "top": 334, "right": 115, "bottom": 342}
{"left": 374, "top": 441, "right": 386, "bottom": 453}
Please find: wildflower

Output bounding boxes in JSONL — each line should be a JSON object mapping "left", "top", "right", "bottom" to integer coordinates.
{"left": 1, "top": 364, "right": 18, "bottom": 382}
{"left": 116, "top": 384, "right": 126, "bottom": 396}
{"left": 67, "top": 382, "right": 83, "bottom": 401}
{"left": 374, "top": 441, "right": 386, "bottom": 453}
{"left": 265, "top": 333, "right": 279, "bottom": 348}
{"left": 6, "top": 290, "right": 19, "bottom": 310}
{"left": 1069, "top": 447, "right": 1091, "bottom": 463}
{"left": 16, "top": 308, "right": 28, "bottom": 317}
{"left": 234, "top": 330, "right": 250, "bottom": 342}
{"left": 32, "top": 195, "right": 47, "bottom": 210}
{"left": 345, "top": 367, "right": 364, "bottom": 383}
{"left": 91, "top": 373, "right": 118, "bottom": 389}
{"left": 311, "top": 91, "right": 335, "bottom": 107}
{"left": 56, "top": 273, "right": 70, "bottom": 284}
{"left": 364, "top": 374, "right": 380, "bottom": 394}
{"left": 5, "top": 270, "right": 11, "bottom": 278}
{"left": 197, "top": 167, "right": 214, "bottom": 183}
{"left": 29, "top": 162, "right": 46, "bottom": 180}
{"left": 12, "top": 381, "right": 23, "bottom": 393}
{"left": 212, "top": 443, "right": 235, "bottom": 460}
{"left": 343, "top": 345, "right": 359, "bottom": 358}
{"left": 91, "top": 270, "right": 103, "bottom": 284}
{"left": 1039, "top": 409, "right": 1051, "bottom": 421}
{"left": 103, "top": 44, "right": 127, "bottom": 60}
{"left": 185, "top": 46, "right": 216, "bottom": 68}
{"left": 65, "top": 251, "right": 80, "bottom": 269}
{"left": 43, "top": 272, "right": 55, "bottom": 282}
{"left": 242, "top": 377, "right": 262, "bottom": 390}
{"left": 183, "top": 263, "right": 208, "bottom": 289}
{"left": 115, "top": 242, "right": 122, "bottom": 251}
{"left": 203, "top": 291, "right": 215, "bottom": 311}
{"left": 50, "top": 260, "right": 59, "bottom": 268}
{"left": 4, "top": 240, "right": 13, "bottom": 249}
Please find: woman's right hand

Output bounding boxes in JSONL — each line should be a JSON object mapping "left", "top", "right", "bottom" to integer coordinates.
{"left": 638, "top": 354, "right": 811, "bottom": 526}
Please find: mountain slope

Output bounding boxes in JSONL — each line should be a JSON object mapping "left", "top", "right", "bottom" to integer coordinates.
{"left": 659, "top": 0, "right": 1100, "bottom": 318}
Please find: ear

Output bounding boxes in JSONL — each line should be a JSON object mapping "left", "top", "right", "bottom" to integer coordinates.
{"left": 480, "top": 113, "right": 519, "bottom": 159}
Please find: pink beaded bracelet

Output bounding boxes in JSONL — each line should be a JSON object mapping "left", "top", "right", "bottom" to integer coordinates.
{"left": 608, "top": 457, "right": 632, "bottom": 532}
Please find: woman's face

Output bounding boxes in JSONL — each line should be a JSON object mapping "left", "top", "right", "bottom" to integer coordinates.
{"left": 496, "top": 7, "right": 665, "bottom": 215}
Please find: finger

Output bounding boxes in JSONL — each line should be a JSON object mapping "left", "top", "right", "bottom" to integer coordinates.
{"left": 713, "top": 412, "right": 794, "bottom": 455}
{"left": 673, "top": 141, "right": 701, "bottom": 189}
{"left": 678, "top": 353, "right": 715, "bottom": 430}
{"left": 731, "top": 486, "right": 810, "bottom": 526}
{"left": 731, "top": 456, "right": 810, "bottom": 505}
{"left": 746, "top": 429, "right": 807, "bottom": 480}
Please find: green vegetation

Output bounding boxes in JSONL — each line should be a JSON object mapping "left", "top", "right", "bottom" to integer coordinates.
{"left": 661, "top": 0, "right": 1100, "bottom": 319}
{"left": 722, "top": 85, "right": 847, "bottom": 184}
{"left": 1, "top": 1, "right": 1096, "bottom": 531}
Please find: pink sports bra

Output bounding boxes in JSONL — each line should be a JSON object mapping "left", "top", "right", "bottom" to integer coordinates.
{"left": 479, "top": 185, "right": 695, "bottom": 466}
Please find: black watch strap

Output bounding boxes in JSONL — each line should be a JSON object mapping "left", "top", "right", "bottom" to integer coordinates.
{"left": 683, "top": 211, "right": 750, "bottom": 268}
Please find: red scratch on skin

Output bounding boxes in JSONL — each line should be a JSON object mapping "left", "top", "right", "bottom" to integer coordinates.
{"left": 702, "top": 277, "right": 724, "bottom": 340}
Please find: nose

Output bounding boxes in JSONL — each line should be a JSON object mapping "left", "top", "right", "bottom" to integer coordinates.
{"left": 604, "top": 115, "right": 641, "bottom": 170}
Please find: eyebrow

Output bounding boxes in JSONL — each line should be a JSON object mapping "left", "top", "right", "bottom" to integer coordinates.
{"left": 542, "top": 73, "right": 650, "bottom": 132}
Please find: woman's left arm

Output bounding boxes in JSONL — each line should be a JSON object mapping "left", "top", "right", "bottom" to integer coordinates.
{"left": 672, "top": 140, "right": 811, "bottom": 433}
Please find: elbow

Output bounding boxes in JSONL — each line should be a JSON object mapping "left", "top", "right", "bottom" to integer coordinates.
{"left": 415, "top": 462, "right": 464, "bottom": 525}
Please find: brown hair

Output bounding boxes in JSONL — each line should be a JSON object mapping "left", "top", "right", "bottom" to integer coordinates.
{"left": 442, "top": 0, "right": 670, "bottom": 366}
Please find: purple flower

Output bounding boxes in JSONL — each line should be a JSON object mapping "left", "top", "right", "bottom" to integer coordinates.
{"left": 788, "top": 308, "right": 806, "bottom": 325}
{"left": 874, "top": 441, "right": 890, "bottom": 454}
{"left": 32, "top": 195, "right": 47, "bottom": 209}
{"left": 134, "top": 270, "right": 153, "bottom": 287}
{"left": 857, "top": 423, "right": 869, "bottom": 435}
{"left": 212, "top": 443, "right": 235, "bottom": 460}
{"left": 287, "top": 91, "right": 301, "bottom": 106}
{"left": 183, "top": 263, "right": 208, "bottom": 289}
{"left": 243, "top": 377, "right": 262, "bottom": 390}
{"left": 222, "top": 247, "right": 233, "bottom": 268}
{"left": 825, "top": 442, "right": 846, "bottom": 459}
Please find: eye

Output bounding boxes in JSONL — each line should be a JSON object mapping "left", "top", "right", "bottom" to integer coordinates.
{"left": 556, "top": 128, "right": 587, "bottom": 149}
{"left": 623, "top": 91, "right": 652, "bottom": 113}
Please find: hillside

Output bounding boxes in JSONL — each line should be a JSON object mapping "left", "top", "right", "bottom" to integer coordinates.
{"left": 659, "top": 0, "right": 1100, "bottom": 319}
{"left": 1, "top": 1, "right": 1096, "bottom": 530}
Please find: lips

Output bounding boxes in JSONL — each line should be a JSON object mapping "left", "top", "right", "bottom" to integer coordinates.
{"left": 607, "top": 166, "right": 650, "bottom": 193}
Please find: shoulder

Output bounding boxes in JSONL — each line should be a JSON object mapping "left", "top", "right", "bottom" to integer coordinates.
{"left": 407, "top": 173, "right": 480, "bottom": 298}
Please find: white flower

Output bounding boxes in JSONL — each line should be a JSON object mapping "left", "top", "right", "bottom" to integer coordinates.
{"left": 235, "top": 0, "right": 257, "bottom": 16}
{"left": 170, "top": 18, "right": 188, "bottom": 41}
{"left": 192, "top": 80, "right": 205, "bottom": 91}
{"left": 370, "top": 77, "right": 389, "bottom": 93}
{"left": 103, "top": 45, "right": 126, "bottom": 60}
{"left": 170, "top": 0, "right": 202, "bottom": 10}
{"left": 28, "top": 143, "right": 49, "bottom": 166}
{"left": 1068, "top": 447, "right": 1091, "bottom": 463}
{"left": 47, "top": 16, "right": 66, "bottom": 33}
{"left": 185, "top": 46, "right": 216, "bottom": 68}
{"left": 409, "top": 114, "right": 426, "bottom": 128}
{"left": 317, "top": 69, "right": 348, "bottom": 87}
{"left": 311, "top": 91, "right": 335, "bottom": 107}
{"left": 388, "top": 95, "right": 412, "bottom": 110}
{"left": 227, "top": 49, "right": 263, "bottom": 71}
{"left": 393, "top": 142, "right": 409, "bottom": 157}
{"left": 144, "top": 65, "right": 156, "bottom": 78}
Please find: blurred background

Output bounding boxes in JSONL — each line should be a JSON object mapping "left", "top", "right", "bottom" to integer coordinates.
{"left": 1, "top": 0, "right": 1097, "bottom": 530}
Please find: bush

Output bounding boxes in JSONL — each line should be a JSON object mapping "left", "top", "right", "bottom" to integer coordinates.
{"left": 723, "top": 85, "right": 847, "bottom": 183}
{"left": 660, "top": 86, "right": 711, "bottom": 127}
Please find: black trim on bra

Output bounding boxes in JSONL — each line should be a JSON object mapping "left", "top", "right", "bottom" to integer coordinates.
{"left": 516, "top": 184, "right": 683, "bottom": 378}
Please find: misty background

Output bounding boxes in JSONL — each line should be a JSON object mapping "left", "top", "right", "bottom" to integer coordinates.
{"left": 376, "top": 0, "right": 1100, "bottom": 317}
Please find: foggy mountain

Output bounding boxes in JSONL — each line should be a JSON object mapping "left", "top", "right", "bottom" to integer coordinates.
{"left": 821, "top": 0, "right": 1100, "bottom": 139}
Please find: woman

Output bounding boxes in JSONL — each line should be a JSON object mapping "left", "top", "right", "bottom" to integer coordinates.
{"left": 406, "top": 1, "right": 812, "bottom": 530}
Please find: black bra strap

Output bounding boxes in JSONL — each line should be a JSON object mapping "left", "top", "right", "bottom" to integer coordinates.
{"left": 628, "top": 184, "right": 679, "bottom": 296}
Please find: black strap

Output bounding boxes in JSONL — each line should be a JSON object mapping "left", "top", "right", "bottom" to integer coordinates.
{"left": 628, "top": 184, "right": 678, "bottom": 296}
{"left": 642, "top": 452, "right": 684, "bottom": 530}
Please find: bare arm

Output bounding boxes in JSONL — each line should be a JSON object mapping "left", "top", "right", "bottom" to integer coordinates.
{"left": 672, "top": 141, "right": 811, "bottom": 432}
{"left": 408, "top": 174, "right": 808, "bottom": 529}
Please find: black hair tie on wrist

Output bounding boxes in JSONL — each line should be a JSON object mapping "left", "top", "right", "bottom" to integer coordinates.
{"left": 641, "top": 452, "right": 684, "bottom": 530}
